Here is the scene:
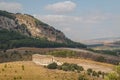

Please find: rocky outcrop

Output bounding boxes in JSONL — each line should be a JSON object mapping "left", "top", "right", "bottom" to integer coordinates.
{"left": 15, "top": 14, "right": 67, "bottom": 43}
{"left": 0, "top": 11, "right": 68, "bottom": 43}
{"left": 0, "top": 16, "right": 17, "bottom": 30}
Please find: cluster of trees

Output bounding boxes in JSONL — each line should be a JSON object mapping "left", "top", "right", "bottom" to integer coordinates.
{"left": 0, "top": 50, "right": 32, "bottom": 63}
{"left": 47, "top": 50, "right": 76, "bottom": 58}
{"left": 47, "top": 62, "right": 84, "bottom": 72}
{"left": 95, "top": 50, "right": 120, "bottom": 56}
{"left": 114, "top": 41, "right": 120, "bottom": 45}
{"left": 47, "top": 62, "right": 120, "bottom": 80}
{"left": 87, "top": 68, "right": 105, "bottom": 78}
{"left": 0, "top": 29, "right": 86, "bottom": 51}
{"left": 87, "top": 48, "right": 120, "bottom": 56}
{"left": 47, "top": 50, "right": 119, "bottom": 65}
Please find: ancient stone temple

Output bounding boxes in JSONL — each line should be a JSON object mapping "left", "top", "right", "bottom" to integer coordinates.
{"left": 32, "top": 54, "right": 62, "bottom": 66}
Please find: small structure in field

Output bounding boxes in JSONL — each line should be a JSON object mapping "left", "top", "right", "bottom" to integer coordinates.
{"left": 32, "top": 54, "right": 62, "bottom": 66}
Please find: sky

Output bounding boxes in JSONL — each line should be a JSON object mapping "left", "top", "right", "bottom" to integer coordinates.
{"left": 0, "top": 0, "right": 120, "bottom": 41}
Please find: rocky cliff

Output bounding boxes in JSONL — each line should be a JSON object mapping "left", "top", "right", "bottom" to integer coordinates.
{"left": 0, "top": 10, "right": 86, "bottom": 49}
{"left": 0, "top": 10, "right": 68, "bottom": 43}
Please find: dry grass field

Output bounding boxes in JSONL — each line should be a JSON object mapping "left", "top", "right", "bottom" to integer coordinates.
{"left": 0, "top": 61, "right": 80, "bottom": 80}
{"left": 55, "top": 57, "right": 114, "bottom": 73}
{"left": 0, "top": 61, "right": 107, "bottom": 80}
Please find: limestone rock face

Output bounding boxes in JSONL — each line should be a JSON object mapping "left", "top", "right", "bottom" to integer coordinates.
{"left": 0, "top": 12, "right": 68, "bottom": 43}
{"left": 0, "top": 16, "right": 17, "bottom": 30}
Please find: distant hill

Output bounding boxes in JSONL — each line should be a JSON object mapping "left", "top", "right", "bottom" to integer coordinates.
{"left": 0, "top": 10, "right": 86, "bottom": 50}
{"left": 83, "top": 37, "right": 120, "bottom": 44}
{"left": 82, "top": 37, "right": 120, "bottom": 47}
{"left": 112, "top": 41, "right": 120, "bottom": 45}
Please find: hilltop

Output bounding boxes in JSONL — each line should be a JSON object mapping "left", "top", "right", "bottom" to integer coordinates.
{"left": 0, "top": 10, "right": 86, "bottom": 50}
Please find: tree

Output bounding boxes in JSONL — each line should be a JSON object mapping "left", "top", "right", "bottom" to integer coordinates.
{"left": 116, "top": 65, "right": 120, "bottom": 77}
{"left": 105, "top": 64, "right": 120, "bottom": 80}
{"left": 116, "top": 64, "right": 120, "bottom": 79}
{"left": 92, "top": 71, "right": 97, "bottom": 76}
{"left": 47, "top": 62, "right": 58, "bottom": 69}
{"left": 78, "top": 74, "right": 88, "bottom": 80}
{"left": 105, "top": 72, "right": 118, "bottom": 80}
{"left": 87, "top": 68, "right": 93, "bottom": 76}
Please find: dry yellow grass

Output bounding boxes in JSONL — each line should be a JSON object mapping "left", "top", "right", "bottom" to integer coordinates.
{"left": 54, "top": 57, "right": 115, "bottom": 73}
{"left": 0, "top": 61, "right": 79, "bottom": 80}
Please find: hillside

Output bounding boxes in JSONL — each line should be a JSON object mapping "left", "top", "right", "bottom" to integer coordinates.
{"left": 0, "top": 10, "right": 86, "bottom": 49}
{"left": 0, "top": 61, "right": 80, "bottom": 80}
{"left": 0, "top": 60, "right": 112, "bottom": 80}
{"left": 113, "top": 41, "right": 120, "bottom": 45}
{"left": 2, "top": 47, "right": 119, "bottom": 65}
{"left": 83, "top": 37, "right": 120, "bottom": 45}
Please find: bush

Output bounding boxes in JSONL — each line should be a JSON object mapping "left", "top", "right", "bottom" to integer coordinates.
{"left": 78, "top": 66, "right": 84, "bottom": 71}
{"left": 62, "top": 66, "right": 69, "bottom": 71}
{"left": 78, "top": 74, "right": 88, "bottom": 80}
{"left": 4, "top": 64, "right": 7, "bottom": 68}
{"left": 47, "top": 62, "right": 58, "bottom": 69}
{"left": 87, "top": 68, "right": 92, "bottom": 73}
{"left": 96, "top": 56, "right": 106, "bottom": 62}
{"left": 57, "top": 65, "right": 62, "bottom": 70}
{"left": 105, "top": 72, "right": 118, "bottom": 80}
{"left": 92, "top": 71, "right": 97, "bottom": 76}
{"left": 87, "top": 68, "right": 93, "bottom": 76}
{"left": 61, "top": 63, "right": 84, "bottom": 72}
{"left": 98, "top": 71, "right": 102, "bottom": 75}
{"left": 22, "top": 65, "right": 24, "bottom": 70}
{"left": 47, "top": 62, "right": 84, "bottom": 73}
{"left": 2, "top": 68, "right": 5, "bottom": 71}
{"left": 105, "top": 64, "right": 120, "bottom": 80}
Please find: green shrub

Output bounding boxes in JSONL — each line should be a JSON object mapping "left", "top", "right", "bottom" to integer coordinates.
{"left": 2, "top": 68, "right": 5, "bottom": 71}
{"left": 78, "top": 74, "right": 88, "bottom": 80}
{"left": 87, "top": 68, "right": 92, "bottom": 73}
{"left": 78, "top": 66, "right": 84, "bottom": 71}
{"left": 96, "top": 56, "right": 106, "bottom": 62}
{"left": 57, "top": 65, "right": 62, "bottom": 70}
{"left": 105, "top": 72, "right": 118, "bottom": 80}
{"left": 14, "top": 77, "right": 16, "bottom": 80}
{"left": 61, "top": 63, "right": 84, "bottom": 72}
{"left": 92, "top": 71, "right": 97, "bottom": 76}
{"left": 98, "top": 71, "right": 102, "bottom": 75}
{"left": 47, "top": 62, "right": 58, "bottom": 69}
{"left": 4, "top": 64, "right": 7, "bottom": 68}
{"left": 105, "top": 64, "right": 120, "bottom": 80}
{"left": 22, "top": 65, "right": 24, "bottom": 70}
{"left": 61, "top": 66, "right": 69, "bottom": 71}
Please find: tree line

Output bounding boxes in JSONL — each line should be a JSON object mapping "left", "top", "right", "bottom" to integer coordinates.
{"left": 0, "top": 29, "right": 86, "bottom": 51}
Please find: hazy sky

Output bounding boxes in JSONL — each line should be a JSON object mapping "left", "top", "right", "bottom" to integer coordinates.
{"left": 0, "top": 0, "right": 120, "bottom": 41}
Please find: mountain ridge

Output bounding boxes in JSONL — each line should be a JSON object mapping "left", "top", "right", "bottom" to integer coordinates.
{"left": 0, "top": 10, "right": 86, "bottom": 49}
